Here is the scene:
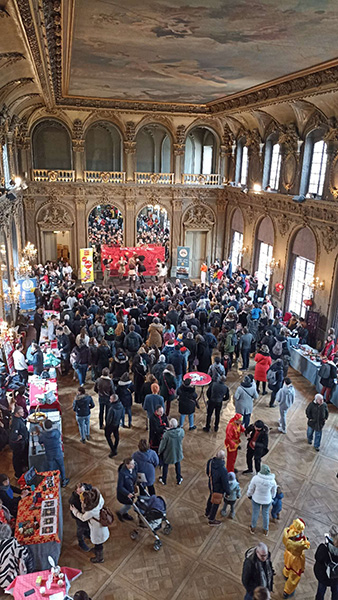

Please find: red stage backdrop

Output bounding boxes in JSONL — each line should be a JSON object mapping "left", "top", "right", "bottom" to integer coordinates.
{"left": 101, "top": 245, "right": 165, "bottom": 276}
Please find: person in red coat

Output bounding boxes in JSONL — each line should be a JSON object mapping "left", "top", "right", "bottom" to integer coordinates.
{"left": 224, "top": 413, "right": 245, "bottom": 472}
{"left": 321, "top": 335, "right": 335, "bottom": 361}
{"left": 254, "top": 345, "right": 272, "bottom": 395}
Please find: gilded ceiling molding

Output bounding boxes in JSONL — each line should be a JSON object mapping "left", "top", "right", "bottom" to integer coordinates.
{"left": 0, "top": 53, "right": 25, "bottom": 70}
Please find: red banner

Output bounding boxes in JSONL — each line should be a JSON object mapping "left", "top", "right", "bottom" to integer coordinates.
{"left": 101, "top": 245, "right": 165, "bottom": 276}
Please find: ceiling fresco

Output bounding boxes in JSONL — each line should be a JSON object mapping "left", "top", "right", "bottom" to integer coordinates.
{"left": 68, "top": 0, "right": 338, "bottom": 104}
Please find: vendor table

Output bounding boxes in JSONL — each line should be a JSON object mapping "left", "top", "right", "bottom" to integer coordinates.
{"left": 290, "top": 344, "right": 338, "bottom": 408}
{"left": 28, "top": 409, "right": 62, "bottom": 472}
{"left": 5, "top": 566, "right": 81, "bottom": 599}
{"left": 15, "top": 471, "right": 63, "bottom": 570}
{"left": 29, "top": 378, "right": 61, "bottom": 414}
{"left": 287, "top": 337, "right": 300, "bottom": 348}
{"left": 183, "top": 371, "right": 212, "bottom": 405}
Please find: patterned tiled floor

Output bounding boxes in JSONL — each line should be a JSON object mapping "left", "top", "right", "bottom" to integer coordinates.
{"left": 1, "top": 361, "right": 337, "bottom": 600}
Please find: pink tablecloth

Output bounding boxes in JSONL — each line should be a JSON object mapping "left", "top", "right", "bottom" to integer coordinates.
{"left": 29, "top": 379, "right": 61, "bottom": 413}
{"left": 5, "top": 567, "right": 81, "bottom": 598}
{"left": 184, "top": 372, "right": 212, "bottom": 386}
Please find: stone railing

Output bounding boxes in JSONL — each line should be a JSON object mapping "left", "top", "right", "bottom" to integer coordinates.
{"left": 182, "top": 173, "right": 221, "bottom": 186}
{"left": 134, "top": 172, "right": 174, "bottom": 185}
{"left": 32, "top": 169, "right": 75, "bottom": 182}
{"left": 84, "top": 171, "right": 126, "bottom": 183}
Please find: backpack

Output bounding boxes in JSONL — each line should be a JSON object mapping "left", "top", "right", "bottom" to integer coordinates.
{"left": 319, "top": 362, "right": 331, "bottom": 380}
{"left": 126, "top": 333, "right": 139, "bottom": 352}
{"left": 232, "top": 332, "right": 238, "bottom": 346}
{"left": 326, "top": 544, "right": 338, "bottom": 580}
{"left": 272, "top": 339, "right": 283, "bottom": 356}
{"left": 267, "top": 368, "right": 277, "bottom": 387}
{"left": 93, "top": 505, "right": 114, "bottom": 527}
{"left": 211, "top": 314, "right": 222, "bottom": 328}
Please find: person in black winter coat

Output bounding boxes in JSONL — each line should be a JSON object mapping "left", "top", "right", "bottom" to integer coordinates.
{"left": 105, "top": 394, "right": 124, "bottom": 457}
{"left": 167, "top": 346, "right": 185, "bottom": 388}
{"left": 31, "top": 344, "right": 44, "bottom": 375}
{"left": 183, "top": 332, "right": 197, "bottom": 371}
{"left": 0, "top": 474, "right": 21, "bottom": 517}
{"left": 151, "top": 355, "right": 167, "bottom": 384}
{"left": 68, "top": 482, "right": 92, "bottom": 551}
{"left": 242, "top": 543, "right": 274, "bottom": 598}
{"left": 243, "top": 420, "right": 269, "bottom": 474}
{"left": 94, "top": 368, "right": 115, "bottom": 429}
{"left": 314, "top": 526, "right": 338, "bottom": 599}
{"left": 196, "top": 334, "right": 211, "bottom": 373}
{"left": 97, "top": 340, "right": 111, "bottom": 374}
{"left": 73, "top": 386, "right": 95, "bottom": 443}
{"left": 132, "top": 355, "right": 147, "bottom": 404}
{"left": 177, "top": 378, "right": 198, "bottom": 430}
{"left": 306, "top": 393, "right": 329, "bottom": 451}
{"left": 149, "top": 405, "right": 168, "bottom": 453}
{"left": 267, "top": 359, "right": 284, "bottom": 407}
{"left": 9, "top": 406, "right": 29, "bottom": 479}
{"left": 116, "top": 373, "right": 134, "bottom": 428}
{"left": 110, "top": 350, "right": 129, "bottom": 386}
{"left": 319, "top": 359, "right": 337, "bottom": 403}
{"left": 204, "top": 376, "right": 229, "bottom": 432}
{"left": 205, "top": 450, "right": 230, "bottom": 525}
{"left": 116, "top": 457, "right": 138, "bottom": 521}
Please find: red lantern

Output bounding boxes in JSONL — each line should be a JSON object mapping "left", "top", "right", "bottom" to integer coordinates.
{"left": 275, "top": 282, "right": 284, "bottom": 293}
{"left": 303, "top": 299, "right": 313, "bottom": 307}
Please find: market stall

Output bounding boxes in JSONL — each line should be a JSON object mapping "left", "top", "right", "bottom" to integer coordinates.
{"left": 15, "top": 470, "right": 63, "bottom": 570}
{"left": 28, "top": 410, "right": 62, "bottom": 471}
{"left": 5, "top": 566, "right": 81, "bottom": 599}
{"left": 289, "top": 344, "right": 338, "bottom": 408}
{"left": 29, "top": 378, "right": 61, "bottom": 414}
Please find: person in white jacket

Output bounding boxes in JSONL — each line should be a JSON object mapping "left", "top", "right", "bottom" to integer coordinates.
{"left": 276, "top": 377, "right": 295, "bottom": 434}
{"left": 70, "top": 487, "right": 109, "bottom": 563}
{"left": 247, "top": 464, "right": 277, "bottom": 536}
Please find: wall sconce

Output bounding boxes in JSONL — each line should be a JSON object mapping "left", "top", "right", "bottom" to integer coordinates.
{"left": 269, "top": 258, "right": 281, "bottom": 271}
{"left": 297, "top": 140, "right": 303, "bottom": 155}
{"left": 253, "top": 183, "right": 262, "bottom": 193}
{"left": 241, "top": 246, "right": 249, "bottom": 255}
{"left": 310, "top": 276, "right": 325, "bottom": 291}
{"left": 6, "top": 284, "right": 20, "bottom": 305}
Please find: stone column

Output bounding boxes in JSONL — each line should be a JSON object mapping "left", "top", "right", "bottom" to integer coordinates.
{"left": 75, "top": 194, "right": 87, "bottom": 275}
{"left": 173, "top": 144, "right": 185, "bottom": 184}
{"left": 125, "top": 196, "right": 136, "bottom": 245}
{"left": 73, "top": 141, "right": 84, "bottom": 182}
{"left": 124, "top": 142, "right": 136, "bottom": 182}
{"left": 171, "top": 198, "right": 183, "bottom": 269}
{"left": 23, "top": 196, "right": 37, "bottom": 247}
{"left": 247, "top": 129, "right": 262, "bottom": 189}
{"left": 215, "top": 194, "right": 227, "bottom": 258}
{"left": 7, "top": 132, "right": 15, "bottom": 178}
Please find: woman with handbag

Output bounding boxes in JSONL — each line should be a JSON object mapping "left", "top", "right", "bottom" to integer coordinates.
{"left": 314, "top": 525, "right": 338, "bottom": 600}
{"left": 205, "top": 450, "right": 230, "bottom": 526}
{"left": 70, "top": 487, "right": 109, "bottom": 564}
{"left": 160, "top": 364, "right": 177, "bottom": 416}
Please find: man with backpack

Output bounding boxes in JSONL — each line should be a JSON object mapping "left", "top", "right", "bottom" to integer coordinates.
{"left": 267, "top": 359, "right": 284, "bottom": 407}
{"left": 208, "top": 356, "right": 226, "bottom": 382}
{"left": 123, "top": 325, "right": 143, "bottom": 359}
{"left": 105, "top": 393, "right": 124, "bottom": 457}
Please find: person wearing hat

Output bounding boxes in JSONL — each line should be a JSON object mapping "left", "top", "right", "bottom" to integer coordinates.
{"left": 177, "top": 378, "right": 198, "bottom": 431}
{"left": 234, "top": 375, "right": 259, "bottom": 429}
{"left": 224, "top": 413, "right": 245, "bottom": 472}
{"left": 282, "top": 518, "right": 310, "bottom": 598}
{"left": 244, "top": 420, "right": 269, "bottom": 475}
{"left": 247, "top": 465, "right": 277, "bottom": 536}
{"left": 0, "top": 474, "right": 22, "bottom": 517}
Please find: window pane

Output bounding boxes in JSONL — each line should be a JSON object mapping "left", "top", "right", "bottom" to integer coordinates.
{"left": 289, "top": 256, "right": 315, "bottom": 317}
{"left": 241, "top": 146, "right": 248, "bottom": 186}
{"left": 257, "top": 242, "right": 273, "bottom": 287}
{"left": 269, "top": 144, "right": 281, "bottom": 190}
{"left": 308, "top": 140, "right": 327, "bottom": 196}
{"left": 230, "top": 231, "right": 243, "bottom": 267}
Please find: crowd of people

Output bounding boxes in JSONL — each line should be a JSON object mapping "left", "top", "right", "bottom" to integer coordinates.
{"left": 136, "top": 209, "right": 170, "bottom": 253}
{"left": 88, "top": 205, "right": 124, "bottom": 266}
{"left": 0, "top": 257, "right": 337, "bottom": 599}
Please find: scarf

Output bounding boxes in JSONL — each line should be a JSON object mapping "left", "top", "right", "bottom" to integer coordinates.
{"left": 257, "top": 554, "right": 273, "bottom": 590}
{"left": 0, "top": 484, "right": 13, "bottom": 499}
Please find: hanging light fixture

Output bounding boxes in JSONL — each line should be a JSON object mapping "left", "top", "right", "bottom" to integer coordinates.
{"left": 23, "top": 242, "right": 37, "bottom": 262}
{"left": 6, "top": 283, "right": 20, "bottom": 305}
{"left": 17, "top": 257, "right": 32, "bottom": 278}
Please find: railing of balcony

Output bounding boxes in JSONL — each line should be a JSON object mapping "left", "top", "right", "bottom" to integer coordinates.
{"left": 134, "top": 172, "right": 174, "bottom": 185}
{"left": 32, "top": 169, "right": 75, "bottom": 183}
{"left": 84, "top": 171, "right": 126, "bottom": 183}
{"left": 182, "top": 173, "right": 221, "bottom": 186}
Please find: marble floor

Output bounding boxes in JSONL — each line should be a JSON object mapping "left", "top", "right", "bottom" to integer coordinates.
{"left": 1, "top": 361, "right": 338, "bottom": 600}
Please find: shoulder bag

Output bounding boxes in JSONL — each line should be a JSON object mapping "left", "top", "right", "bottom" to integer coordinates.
{"left": 209, "top": 472, "right": 223, "bottom": 504}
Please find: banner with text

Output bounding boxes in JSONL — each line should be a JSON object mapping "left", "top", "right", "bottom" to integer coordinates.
{"left": 101, "top": 245, "right": 165, "bottom": 277}
{"left": 80, "top": 248, "right": 94, "bottom": 283}
{"left": 177, "top": 246, "right": 190, "bottom": 278}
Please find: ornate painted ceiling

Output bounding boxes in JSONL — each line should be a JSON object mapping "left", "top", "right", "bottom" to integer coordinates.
{"left": 67, "top": 0, "right": 338, "bottom": 104}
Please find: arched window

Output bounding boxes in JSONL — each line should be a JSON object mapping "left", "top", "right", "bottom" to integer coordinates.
{"left": 235, "top": 138, "right": 248, "bottom": 185}
{"left": 262, "top": 136, "right": 281, "bottom": 191}
{"left": 32, "top": 120, "right": 72, "bottom": 170}
{"left": 136, "top": 124, "right": 171, "bottom": 173}
{"left": 255, "top": 216, "right": 274, "bottom": 288}
{"left": 85, "top": 122, "right": 122, "bottom": 171}
{"left": 300, "top": 128, "right": 327, "bottom": 198}
{"left": 229, "top": 208, "right": 244, "bottom": 267}
{"left": 288, "top": 228, "right": 316, "bottom": 318}
{"left": 269, "top": 144, "right": 281, "bottom": 190}
{"left": 184, "top": 127, "right": 217, "bottom": 175}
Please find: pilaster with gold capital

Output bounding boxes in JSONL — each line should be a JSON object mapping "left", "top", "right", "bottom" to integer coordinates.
{"left": 124, "top": 142, "right": 136, "bottom": 182}
{"left": 23, "top": 196, "right": 37, "bottom": 246}
{"left": 171, "top": 198, "right": 183, "bottom": 264}
{"left": 173, "top": 144, "right": 185, "bottom": 184}
{"left": 125, "top": 196, "right": 136, "bottom": 246}
{"left": 215, "top": 194, "right": 227, "bottom": 259}
{"left": 72, "top": 140, "right": 85, "bottom": 182}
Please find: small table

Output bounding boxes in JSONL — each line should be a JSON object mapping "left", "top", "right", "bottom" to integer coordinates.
{"left": 5, "top": 566, "right": 81, "bottom": 599}
{"left": 183, "top": 372, "right": 212, "bottom": 405}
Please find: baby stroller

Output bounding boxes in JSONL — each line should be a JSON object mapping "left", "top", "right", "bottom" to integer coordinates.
{"left": 130, "top": 486, "right": 172, "bottom": 551}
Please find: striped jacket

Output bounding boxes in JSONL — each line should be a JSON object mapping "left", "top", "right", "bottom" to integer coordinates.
{"left": 0, "top": 538, "right": 34, "bottom": 590}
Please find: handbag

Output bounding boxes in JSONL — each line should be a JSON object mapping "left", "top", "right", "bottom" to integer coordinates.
{"left": 326, "top": 545, "right": 338, "bottom": 579}
{"left": 164, "top": 375, "right": 175, "bottom": 397}
{"left": 209, "top": 472, "right": 223, "bottom": 504}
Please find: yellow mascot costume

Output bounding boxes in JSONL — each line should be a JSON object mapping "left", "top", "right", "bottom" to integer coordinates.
{"left": 282, "top": 518, "right": 310, "bottom": 598}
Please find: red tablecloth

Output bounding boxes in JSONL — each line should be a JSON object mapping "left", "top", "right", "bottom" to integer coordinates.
{"left": 5, "top": 566, "right": 81, "bottom": 598}
{"left": 184, "top": 372, "right": 212, "bottom": 386}
{"left": 101, "top": 244, "right": 165, "bottom": 276}
{"left": 29, "top": 379, "right": 61, "bottom": 414}
{"left": 15, "top": 471, "right": 61, "bottom": 546}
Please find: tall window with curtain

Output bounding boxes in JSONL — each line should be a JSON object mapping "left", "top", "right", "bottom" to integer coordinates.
{"left": 269, "top": 143, "right": 281, "bottom": 190}
{"left": 230, "top": 231, "right": 243, "bottom": 267}
{"left": 308, "top": 140, "right": 327, "bottom": 196}
{"left": 240, "top": 146, "right": 248, "bottom": 185}
{"left": 288, "top": 256, "right": 315, "bottom": 318}
{"left": 257, "top": 242, "right": 273, "bottom": 287}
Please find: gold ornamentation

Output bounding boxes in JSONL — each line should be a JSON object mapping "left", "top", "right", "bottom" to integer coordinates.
{"left": 183, "top": 203, "right": 215, "bottom": 230}
{"left": 37, "top": 204, "right": 74, "bottom": 230}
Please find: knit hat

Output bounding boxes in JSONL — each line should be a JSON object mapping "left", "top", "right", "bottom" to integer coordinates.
{"left": 228, "top": 472, "right": 236, "bottom": 481}
{"left": 243, "top": 375, "right": 252, "bottom": 385}
{"left": 254, "top": 419, "right": 264, "bottom": 429}
{"left": 159, "top": 355, "right": 166, "bottom": 363}
{"left": 260, "top": 464, "right": 271, "bottom": 475}
{"left": 183, "top": 378, "right": 191, "bottom": 386}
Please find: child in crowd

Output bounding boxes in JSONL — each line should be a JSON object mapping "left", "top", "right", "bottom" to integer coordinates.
{"left": 116, "top": 372, "right": 134, "bottom": 428}
{"left": 220, "top": 471, "right": 241, "bottom": 519}
{"left": 271, "top": 485, "right": 284, "bottom": 523}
